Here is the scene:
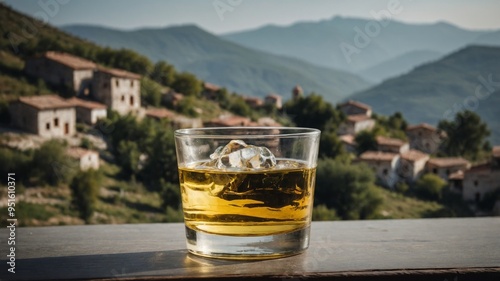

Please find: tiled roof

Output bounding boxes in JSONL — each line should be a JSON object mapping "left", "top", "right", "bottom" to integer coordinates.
{"left": 340, "top": 134, "right": 356, "bottom": 145}
{"left": 203, "top": 82, "right": 220, "bottom": 92}
{"left": 427, "top": 157, "right": 470, "bottom": 168}
{"left": 406, "top": 123, "right": 437, "bottom": 132}
{"left": 145, "top": 108, "right": 177, "bottom": 119}
{"left": 448, "top": 170, "right": 464, "bottom": 180}
{"left": 400, "top": 149, "right": 429, "bottom": 162}
{"left": 493, "top": 146, "right": 500, "bottom": 158}
{"left": 67, "top": 97, "right": 107, "bottom": 110}
{"left": 43, "top": 51, "right": 96, "bottom": 70}
{"left": 18, "top": 95, "right": 74, "bottom": 110}
{"left": 376, "top": 136, "right": 407, "bottom": 147}
{"left": 339, "top": 100, "right": 371, "bottom": 111}
{"left": 359, "top": 151, "right": 398, "bottom": 162}
{"left": 206, "top": 115, "right": 252, "bottom": 127}
{"left": 66, "top": 147, "right": 97, "bottom": 158}
{"left": 347, "top": 114, "right": 372, "bottom": 123}
{"left": 96, "top": 66, "right": 141, "bottom": 79}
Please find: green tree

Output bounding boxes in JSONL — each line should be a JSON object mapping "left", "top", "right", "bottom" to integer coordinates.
{"left": 70, "top": 169, "right": 102, "bottom": 223}
{"left": 32, "top": 140, "right": 74, "bottom": 185}
{"left": 171, "top": 72, "right": 202, "bottom": 97}
{"left": 284, "top": 94, "right": 343, "bottom": 132}
{"left": 150, "top": 60, "right": 176, "bottom": 86}
{"left": 438, "top": 110, "right": 491, "bottom": 161}
{"left": 116, "top": 140, "right": 141, "bottom": 179}
{"left": 415, "top": 173, "right": 448, "bottom": 201}
{"left": 314, "top": 159, "right": 383, "bottom": 220}
{"left": 355, "top": 130, "right": 378, "bottom": 155}
{"left": 141, "top": 123, "right": 178, "bottom": 185}
{"left": 141, "top": 77, "right": 163, "bottom": 107}
{"left": 312, "top": 205, "right": 339, "bottom": 221}
{"left": 319, "top": 131, "right": 346, "bottom": 159}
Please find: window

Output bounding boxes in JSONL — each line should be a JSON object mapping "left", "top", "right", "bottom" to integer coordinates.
{"left": 116, "top": 80, "right": 119, "bottom": 87}
{"left": 46, "top": 122, "right": 50, "bottom": 130}
{"left": 103, "top": 82, "right": 108, "bottom": 89}
{"left": 446, "top": 169, "right": 450, "bottom": 175}
{"left": 433, "top": 168, "right": 438, "bottom": 174}
{"left": 130, "top": 95, "right": 134, "bottom": 106}
{"left": 475, "top": 192, "right": 481, "bottom": 203}
{"left": 54, "top": 118, "right": 59, "bottom": 127}
{"left": 130, "top": 80, "right": 134, "bottom": 87}
{"left": 121, "top": 95, "right": 125, "bottom": 102}
{"left": 383, "top": 169, "right": 388, "bottom": 176}
{"left": 474, "top": 180, "right": 479, "bottom": 187}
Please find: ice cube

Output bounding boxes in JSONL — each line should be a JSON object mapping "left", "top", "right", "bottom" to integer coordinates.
{"left": 210, "top": 140, "right": 276, "bottom": 170}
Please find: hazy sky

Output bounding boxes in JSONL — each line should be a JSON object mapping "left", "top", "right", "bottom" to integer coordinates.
{"left": 4, "top": 0, "right": 500, "bottom": 34}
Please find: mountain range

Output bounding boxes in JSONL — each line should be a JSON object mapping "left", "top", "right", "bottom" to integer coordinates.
{"left": 224, "top": 16, "right": 500, "bottom": 82}
{"left": 62, "top": 24, "right": 371, "bottom": 103}
{"left": 350, "top": 45, "right": 500, "bottom": 145}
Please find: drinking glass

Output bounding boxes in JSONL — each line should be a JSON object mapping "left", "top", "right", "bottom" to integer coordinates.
{"left": 174, "top": 127, "right": 320, "bottom": 259}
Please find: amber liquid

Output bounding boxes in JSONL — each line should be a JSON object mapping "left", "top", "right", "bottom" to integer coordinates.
{"left": 179, "top": 159, "right": 316, "bottom": 236}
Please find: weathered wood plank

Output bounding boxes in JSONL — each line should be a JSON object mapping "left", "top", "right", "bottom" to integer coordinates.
{"left": 0, "top": 218, "right": 499, "bottom": 280}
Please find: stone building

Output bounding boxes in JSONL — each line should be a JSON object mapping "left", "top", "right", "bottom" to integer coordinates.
{"left": 462, "top": 147, "right": 500, "bottom": 204}
{"left": 265, "top": 94, "right": 282, "bottom": 109}
{"left": 243, "top": 96, "right": 264, "bottom": 108}
{"left": 338, "top": 100, "right": 372, "bottom": 117}
{"left": 9, "top": 95, "right": 76, "bottom": 138}
{"left": 67, "top": 97, "right": 107, "bottom": 125}
{"left": 337, "top": 115, "right": 375, "bottom": 135}
{"left": 66, "top": 147, "right": 100, "bottom": 171}
{"left": 425, "top": 157, "right": 471, "bottom": 181}
{"left": 201, "top": 82, "right": 221, "bottom": 100}
{"left": 357, "top": 151, "right": 400, "bottom": 189}
{"left": 340, "top": 134, "right": 357, "bottom": 154}
{"left": 292, "top": 85, "right": 303, "bottom": 100}
{"left": 92, "top": 67, "right": 141, "bottom": 115}
{"left": 376, "top": 136, "right": 409, "bottom": 154}
{"left": 24, "top": 51, "right": 96, "bottom": 96}
{"left": 406, "top": 123, "right": 445, "bottom": 154}
{"left": 398, "top": 149, "right": 430, "bottom": 183}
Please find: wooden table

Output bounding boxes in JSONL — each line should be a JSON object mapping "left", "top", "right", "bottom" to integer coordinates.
{"left": 1, "top": 218, "right": 499, "bottom": 280}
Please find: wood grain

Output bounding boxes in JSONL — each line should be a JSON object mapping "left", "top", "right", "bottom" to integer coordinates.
{"left": 0, "top": 218, "right": 499, "bottom": 280}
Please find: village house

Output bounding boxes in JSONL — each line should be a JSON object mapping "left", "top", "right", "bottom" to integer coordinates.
{"left": 145, "top": 107, "right": 202, "bottom": 129}
{"left": 66, "top": 147, "right": 100, "bottom": 171}
{"left": 24, "top": 51, "right": 97, "bottom": 96}
{"left": 426, "top": 157, "right": 471, "bottom": 181}
{"left": 462, "top": 147, "right": 500, "bottom": 204}
{"left": 337, "top": 114, "right": 375, "bottom": 135}
{"left": 398, "top": 149, "right": 430, "bottom": 183}
{"left": 376, "top": 136, "right": 409, "bottom": 154}
{"left": 91, "top": 67, "right": 141, "bottom": 115}
{"left": 9, "top": 95, "right": 76, "bottom": 138}
{"left": 406, "top": 123, "right": 445, "bottom": 154}
{"left": 339, "top": 134, "right": 357, "bottom": 154}
{"left": 338, "top": 100, "right": 372, "bottom": 117}
{"left": 448, "top": 170, "right": 465, "bottom": 193}
{"left": 201, "top": 82, "right": 221, "bottom": 100}
{"left": 162, "top": 89, "right": 184, "bottom": 107}
{"left": 243, "top": 96, "right": 264, "bottom": 108}
{"left": 264, "top": 94, "right": 282, "bottom": 109}
{"left": 292, "top": 84, "right": 303, "bottom": 100}
{"left": 357, "top": 151, "right": 400, "bottom": 189}
{"left": 67, "top": 97, "right": 107, "bottom": 125}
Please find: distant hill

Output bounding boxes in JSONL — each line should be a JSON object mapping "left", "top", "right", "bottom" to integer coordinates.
{"left": 223, "top": 17, "right": 499, "bottom": 76}
{"left": 62, "top": 24, "right": 371, "bottom": 103}
{"left": 349, "top": 45, "right": 500, "bottom": 145}
{"left": 359, "top": 50, "right": 443, "bottom": 83}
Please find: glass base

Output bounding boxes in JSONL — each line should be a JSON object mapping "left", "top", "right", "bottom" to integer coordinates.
{"left": 185, "top": 225, "right": 310, "bottom": 260}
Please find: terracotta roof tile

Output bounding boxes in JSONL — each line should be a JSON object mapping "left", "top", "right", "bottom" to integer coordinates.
{"left": 18, "top": 95, "right": 74, "bottom": 110}
{"left": 67, "top": 97, "right": 107, "bottom": 110}
{"left": 376, "top": 136, "right": 407, "bottom": 147}
{"left": 43, "top": 51, "right": 96, "bottom": 70}
{"left": 339, "top": 100, "right": 371, "bottom": 111}
{"left": 359, "top": 151, "right": 398, "bottom": 162}
{"left": 145, "top": 108, "right": 177, "bottom": 119}
{"left": 427, "top": 157, "right": 470, "bottom": 168}
{"left": 406, "top": 123, "right": 437, "bottom": 132}
{"left": 400, "top": 149, "right": 430, "bottom": 162}
{"left": 96, "top": 66, "right": 141, "bottom": 80}
{"left": 203, "top": 82, "right": 220, "bottom": 92}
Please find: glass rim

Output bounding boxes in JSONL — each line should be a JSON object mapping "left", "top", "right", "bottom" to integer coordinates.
{"left": 175, "top": 126, "right": 320, "bottom": 139}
